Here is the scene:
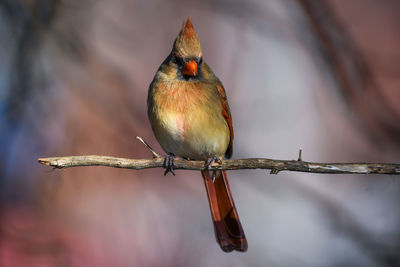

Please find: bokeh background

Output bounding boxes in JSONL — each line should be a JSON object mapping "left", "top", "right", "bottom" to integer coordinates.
{"left": 1, "top": 0, "right": 400, "bottom": 266}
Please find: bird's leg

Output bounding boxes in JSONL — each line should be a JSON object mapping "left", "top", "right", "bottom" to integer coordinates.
{"left": 163, "top": 153, "right": 176, "bottom": 176}
{"left": 205, "top": 156, "right": 222, "bottom": 183}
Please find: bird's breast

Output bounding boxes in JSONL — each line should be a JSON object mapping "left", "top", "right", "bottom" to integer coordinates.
{"left": 152, "top": 81, "right": 203, "bottom": 138}
{"left": 149, "top": 80, "right": 229, "bottom": 159}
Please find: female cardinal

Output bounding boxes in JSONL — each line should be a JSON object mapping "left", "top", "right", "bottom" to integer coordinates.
{"left": 147, "top": 17, "right": 247, "bottom": 252}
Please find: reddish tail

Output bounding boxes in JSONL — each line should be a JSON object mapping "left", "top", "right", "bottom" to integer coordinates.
{"left": 201, "top": 170, "right": 247, "bottom": 252}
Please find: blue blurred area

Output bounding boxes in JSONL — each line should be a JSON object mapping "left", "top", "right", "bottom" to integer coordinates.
{"left": 0, "top": 2, "right": 40, "bottom": 202}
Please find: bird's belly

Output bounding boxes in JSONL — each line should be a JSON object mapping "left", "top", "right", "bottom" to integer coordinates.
{"left": 154, "top": 108, "right": 229, "bottom": 160}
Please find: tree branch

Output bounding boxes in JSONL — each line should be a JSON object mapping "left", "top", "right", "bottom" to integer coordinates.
{"left": 38, "top": 155, "right": 400, "bottom": 175}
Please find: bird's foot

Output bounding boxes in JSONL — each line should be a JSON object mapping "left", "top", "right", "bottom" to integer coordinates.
{"left": 163, "top": 153, "right": 176, "bottom": 176}
{"left": 205, "top": 157, "right": 222, "bottom": 183}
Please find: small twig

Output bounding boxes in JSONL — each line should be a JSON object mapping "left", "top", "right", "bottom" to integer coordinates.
{"left": 37, "top": 155, "right": 400, "bottom": 175}
{"left": 136, "top": 136, "right": 161, "bottom": 158}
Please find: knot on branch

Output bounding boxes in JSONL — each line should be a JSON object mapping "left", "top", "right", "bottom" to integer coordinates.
{"left": 270, "top": 168, "right": 281, "bottom": 175}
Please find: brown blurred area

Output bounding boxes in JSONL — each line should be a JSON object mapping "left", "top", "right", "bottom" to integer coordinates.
{"left": 0, "top": 0, "right": 399, "bottom": 266}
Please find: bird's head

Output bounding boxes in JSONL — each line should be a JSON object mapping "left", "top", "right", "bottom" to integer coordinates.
{"left": 170, "top": 17, "right": 203, "bottom": 78}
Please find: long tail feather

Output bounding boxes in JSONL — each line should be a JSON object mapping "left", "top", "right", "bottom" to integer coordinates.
{"left": 201, "top": 170, "right": 247, "bottom": 252}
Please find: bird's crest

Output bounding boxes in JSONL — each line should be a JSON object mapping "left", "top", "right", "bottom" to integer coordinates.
{"left": 173, "top": 17, "right": 202, "bottom": 58}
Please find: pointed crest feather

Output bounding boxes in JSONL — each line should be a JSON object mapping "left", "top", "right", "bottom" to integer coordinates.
{"left": 173, "top": 17, "right": 202, "bottom": 58}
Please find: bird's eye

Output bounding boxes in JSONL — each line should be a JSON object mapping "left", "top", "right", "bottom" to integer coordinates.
{"left": 198, "top": 57, "right": 203, "bottom": 64}
{"left": 173, "top": 56, "right": 184, "bottom": 66}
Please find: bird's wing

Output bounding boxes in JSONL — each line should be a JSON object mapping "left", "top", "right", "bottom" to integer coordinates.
{"left": 216, "top": 81, "right": 234, "bottom": 158}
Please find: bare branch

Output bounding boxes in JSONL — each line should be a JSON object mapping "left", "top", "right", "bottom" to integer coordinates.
{"left": 37, "top": 155, "right": 400, "bottom": 175}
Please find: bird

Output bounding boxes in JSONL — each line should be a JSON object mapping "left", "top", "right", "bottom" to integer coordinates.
{"left": 147, "top": 17, "right": 247, "bottom": 252}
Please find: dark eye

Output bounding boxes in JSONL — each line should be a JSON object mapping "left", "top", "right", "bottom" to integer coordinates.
{"left": 172, "top": 56, "right": 184, "bottom": 66}
{"left": 198, "top": 57, "right": 203, "bottom": 64}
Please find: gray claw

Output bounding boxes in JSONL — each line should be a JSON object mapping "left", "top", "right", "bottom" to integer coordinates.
{"left": 163, "top": 153, "right": 176, "bottom": 176}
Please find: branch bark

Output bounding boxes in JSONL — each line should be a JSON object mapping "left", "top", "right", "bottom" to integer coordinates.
{"left": 38, "top": 155, "right": 400, "bottom": 175}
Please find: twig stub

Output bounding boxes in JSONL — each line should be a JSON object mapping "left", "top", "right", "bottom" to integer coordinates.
{"left": 136, "top": 136, "right": 161, "bottom": 158}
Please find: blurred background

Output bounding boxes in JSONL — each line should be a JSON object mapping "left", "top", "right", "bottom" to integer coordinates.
{"left": 0, "top": 0, "right": 399, "bottom": 266}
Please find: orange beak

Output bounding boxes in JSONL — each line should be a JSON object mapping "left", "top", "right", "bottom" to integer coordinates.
{"left": 181, "top": 59, "right": 198, "bottom": 77}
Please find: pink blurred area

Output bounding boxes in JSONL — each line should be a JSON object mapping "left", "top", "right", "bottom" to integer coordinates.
{"left": 0, "top": 0, "right": 399, "bottom": 266}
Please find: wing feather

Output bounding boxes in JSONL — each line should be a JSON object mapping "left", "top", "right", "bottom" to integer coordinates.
{"left": 216, "top": 83, "right": 234, "bottom": 158}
